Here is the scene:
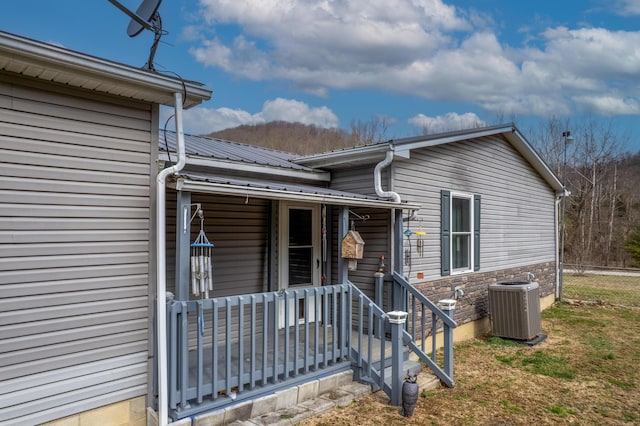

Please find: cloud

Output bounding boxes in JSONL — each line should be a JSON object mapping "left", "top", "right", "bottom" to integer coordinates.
{"left": 161, "top": 98, "right": 339, "bottom": 134}
{"left": 187, "top": 1, "right": 640, "bottom": 119}
{"left": 572, "top": 95, "right": 640, "bottom": 115}
{"left": 408, "top": 112, "right": 486, "bottom": 133}
{"left": 612, "top": 0, "right": 640, "bottom": 16}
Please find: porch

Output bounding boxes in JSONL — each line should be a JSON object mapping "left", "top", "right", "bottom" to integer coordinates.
{"left": 160, "top": 180, "right": 456, "bottom": 421}
{"left": 164, "top": 277, "right": 457, "bottom": 421}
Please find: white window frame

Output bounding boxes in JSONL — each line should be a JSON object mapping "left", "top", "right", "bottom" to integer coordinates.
{"left": 450, "top": 191, "right": 474, "bottom": 274}
{"left": 278, "top": 201, "right": 321, "bottom": 290}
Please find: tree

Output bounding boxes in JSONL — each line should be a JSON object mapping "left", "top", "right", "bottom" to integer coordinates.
{"left": 625, "top": 225, "right": 640, "bottom": 267}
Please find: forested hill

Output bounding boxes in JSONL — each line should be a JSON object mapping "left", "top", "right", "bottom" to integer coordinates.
{"left": 208, "top": 121, "right": 357, "bottom": 155}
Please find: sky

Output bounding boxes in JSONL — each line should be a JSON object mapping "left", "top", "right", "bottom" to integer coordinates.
{"left": 2, "top": 0, "right": 640, "bottom": 152}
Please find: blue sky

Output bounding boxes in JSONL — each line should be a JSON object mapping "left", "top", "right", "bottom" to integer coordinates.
{"left": 2, "top": 0, "right": 640, "bottom": 152}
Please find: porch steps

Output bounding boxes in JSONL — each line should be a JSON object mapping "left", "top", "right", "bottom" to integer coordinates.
{"left": 165, "top": 367, "right": 439, "bottom": 426}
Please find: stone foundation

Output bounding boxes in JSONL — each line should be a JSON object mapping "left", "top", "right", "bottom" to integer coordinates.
{"left": 414, "top": 261, "right": 556, "bottom": 327}
{"left": 41, "top": 396, "right": 146, "bottom": 426}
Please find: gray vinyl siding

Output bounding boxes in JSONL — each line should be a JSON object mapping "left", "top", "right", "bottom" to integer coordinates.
{"left": 165, "top": 192, "right": 270, "bottom": 351}
{"left": 165, "top": 192, "right": 270, "bottom": 298}
{"left": 393, "top": 136, "right": 556, "bottom": 281}
{"left": 0, "top": 77, "right": 153, "bottom": 425}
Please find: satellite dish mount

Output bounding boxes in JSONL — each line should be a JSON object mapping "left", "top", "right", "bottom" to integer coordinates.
{"left": 108, "top": 0, "right": 164, "bottom": 71}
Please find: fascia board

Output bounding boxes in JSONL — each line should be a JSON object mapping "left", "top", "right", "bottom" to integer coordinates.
{"left": 0, "top": 31, "right": 211, "bottom": 108}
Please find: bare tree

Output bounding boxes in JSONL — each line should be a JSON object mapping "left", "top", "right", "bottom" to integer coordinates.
{"left": 349, "top": 116, "right": 392, "bottom": 145}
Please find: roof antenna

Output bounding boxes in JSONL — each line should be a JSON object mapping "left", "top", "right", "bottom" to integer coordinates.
{"left": 108, "top": 0, "right": 164, "bottom": 71}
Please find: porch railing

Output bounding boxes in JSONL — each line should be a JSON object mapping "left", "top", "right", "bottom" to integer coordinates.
{"left": 347, "top": 282, "right": 389, "bottom": 393}
{"left": 165, "top": 277, "right": 456, "bottom": 419}
{"left": 166, "top": 284, "right": 352, "bottom": 419}
{"left": 392, "top": 271, "right": 457, "bottom": 387}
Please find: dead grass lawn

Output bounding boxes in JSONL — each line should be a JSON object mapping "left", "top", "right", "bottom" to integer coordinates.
{"left": 301, "top": 300, "right": 640, "bottom": 425}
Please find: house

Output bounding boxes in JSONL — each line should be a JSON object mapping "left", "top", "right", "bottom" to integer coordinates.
{"left": 296, "top": 125, "right": 563, "bottom": 334}
{"left": 154, "top": 121, "right": 563, "bottom": 422}
{"left": 0, "top": 31, "right": 210, "bottom": 425}
{"left": 0, "top": 29, "right": 563, "bottom": 426}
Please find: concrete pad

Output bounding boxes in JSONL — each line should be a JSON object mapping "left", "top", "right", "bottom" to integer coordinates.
{"left": 339, "top": 382, "right": 371, "bottom": 399}
{"left": 249, "top": 393, "right": 278, "bottom": 418}
{"left": 317, "top": 374, "right": 337, "bottom": 395}
{"left": 320, "top": 388, "right": 355, "bottom": 408}
{"left": 194, "top": 408, "right": 225, "bottom": 426}
{"left": 297, "top": 380, "right": 319, "bottom": 403}
{"left": 251, "top": 404, "right": 310, "bottom": 426}
{"left": 299, "top": 396, "right": 336, "bottom": 414}
{"left": 274, "top": 387, "right": 298, "bottom": 411}
{"left": 223, "top": 401, "right": 253, "bottom": 424}
{"left": 334, "top": 370, "right": 354, "bottom": 387}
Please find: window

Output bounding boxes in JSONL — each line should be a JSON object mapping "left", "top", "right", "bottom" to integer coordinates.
{"left": 441, "top": 190, "right": 480, "bottom": 275}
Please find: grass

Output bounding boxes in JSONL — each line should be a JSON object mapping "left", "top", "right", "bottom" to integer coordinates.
{"left": 563, "top": 273, "right": 640, "bottom": 306}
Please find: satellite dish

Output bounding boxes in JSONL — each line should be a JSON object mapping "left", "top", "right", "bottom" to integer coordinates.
{"left": 108, "top": 0, "right": 164, "bottom": 70}
{"left": 127, "top": 0, "right": 162, "bottom": 37}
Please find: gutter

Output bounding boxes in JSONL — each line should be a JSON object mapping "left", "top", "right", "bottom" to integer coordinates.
{"left": 156, "top": 92, "right": 187, "bottom": 426}
{"left": 374, "top": 149, "right": 401, "bottom": 203}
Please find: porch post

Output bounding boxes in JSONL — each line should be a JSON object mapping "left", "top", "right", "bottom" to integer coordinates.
{"left": 392, "top": 209, "right": 405, "bottom": 311}
{"left": 337, "top": 206, "right": 349, "bottom": 284}
{"left": 439, "top": 299, "right": 456, "bottom": 379}
{"left": 388, "top": 310, "right": 408, "bottom": 406}
{"left": 175, "top": 191, "right": 192, "bottom": 301}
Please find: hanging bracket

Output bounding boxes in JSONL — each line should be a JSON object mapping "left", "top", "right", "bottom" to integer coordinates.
{"left": 183, "top": 203, "right": 202, "bottom": 233}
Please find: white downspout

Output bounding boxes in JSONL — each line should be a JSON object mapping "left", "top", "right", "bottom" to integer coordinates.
{"left": 157, "top": 92, "right": 187, "bottom": 426}
{"left": 554, "top": 194, "right": 561, "bottom": 300}
{"left": 374, "top": 149, "right": 401, "bottom": 203}
{"left": 374, "top": 149, "right": 401, "bottom": 277}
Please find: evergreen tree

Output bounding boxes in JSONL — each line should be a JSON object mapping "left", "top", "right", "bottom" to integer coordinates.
{"left": 625, "top": 225, "right": 640, "bottom": 267}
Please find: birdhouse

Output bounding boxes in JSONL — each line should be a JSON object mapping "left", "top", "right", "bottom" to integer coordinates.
{"left": 342, "top": 230, "right": 365, "bottom": 259}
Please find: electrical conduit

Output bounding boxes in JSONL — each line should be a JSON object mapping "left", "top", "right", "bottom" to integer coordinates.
{"left": 157, "top": 92, "right": 187, "bottom": 426}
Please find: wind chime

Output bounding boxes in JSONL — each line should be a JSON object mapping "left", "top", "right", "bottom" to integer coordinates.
{"left": 190, "top": 208, "right": 214, "bottom": 298}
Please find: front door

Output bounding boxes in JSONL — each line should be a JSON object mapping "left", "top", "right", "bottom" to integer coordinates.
{"left": 278, "top": 202, "right": 321, "bottom": 326}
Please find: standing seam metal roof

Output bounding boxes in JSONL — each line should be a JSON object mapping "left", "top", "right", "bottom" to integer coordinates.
{"left": 160, "top": 131, "right": 314, "bottom": 171}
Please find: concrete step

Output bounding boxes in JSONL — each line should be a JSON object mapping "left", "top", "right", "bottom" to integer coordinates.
{"left": 162, "top": 367, "right": 440, "bottom": 426}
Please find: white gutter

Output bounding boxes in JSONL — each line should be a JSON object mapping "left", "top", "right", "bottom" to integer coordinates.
{"left": 374, "top": 150, "right": 401, "bottom": 203}
{"left": 156, "top": 92, "right": 186, "bottom": 426}
{"left": 173, "top": 178, "right": 421, "bottom": 210}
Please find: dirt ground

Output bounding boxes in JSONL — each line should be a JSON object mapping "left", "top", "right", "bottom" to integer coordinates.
{"left": 300, "top": 302, "right": 640, "bottom": 425}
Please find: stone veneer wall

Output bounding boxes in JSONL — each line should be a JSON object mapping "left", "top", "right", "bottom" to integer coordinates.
{"left": 414, "top": 261, "right": 556, "bottom": 326}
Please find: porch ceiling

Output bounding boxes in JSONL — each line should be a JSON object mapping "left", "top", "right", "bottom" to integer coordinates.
{"left": 170, "top": 173, "right": 421, "bottom": 210}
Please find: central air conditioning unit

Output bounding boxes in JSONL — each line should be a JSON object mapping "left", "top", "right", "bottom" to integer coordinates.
{"left": 488, "top": 281, "right": 541, "bottom": 341}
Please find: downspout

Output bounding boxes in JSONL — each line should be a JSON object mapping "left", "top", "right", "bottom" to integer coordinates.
{"left": 374, "top": 149, "right": 401, "bottom": 203}
{"left": 156, "top": 92, "right": 187, "bottom": 426}
{"left": 554, "top": 194, "right": 561, "bottom": 300}
{"left": 374, "top": 149, "right": 402, "bottom": 279}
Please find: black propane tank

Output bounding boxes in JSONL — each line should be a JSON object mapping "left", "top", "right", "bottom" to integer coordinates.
{"left": 401, "top": 370, "right": 419, "bottom": 417}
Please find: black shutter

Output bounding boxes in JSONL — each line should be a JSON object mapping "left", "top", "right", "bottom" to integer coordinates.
{"left": 474, "top": 194, "right": 481, "bottom": 271}
{"left": 441, "top": 190, "right": 450, "bottom": 276}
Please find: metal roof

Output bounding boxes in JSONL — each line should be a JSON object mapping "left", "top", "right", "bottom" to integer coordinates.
{"left": 160, "top": 131, "right": 316, "bottom": 172}
{"left": 0, "top": 31, "right": 211, "bottom": 108}
{"left": 171, "top": 173, "right": 421, "bottom": 210}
